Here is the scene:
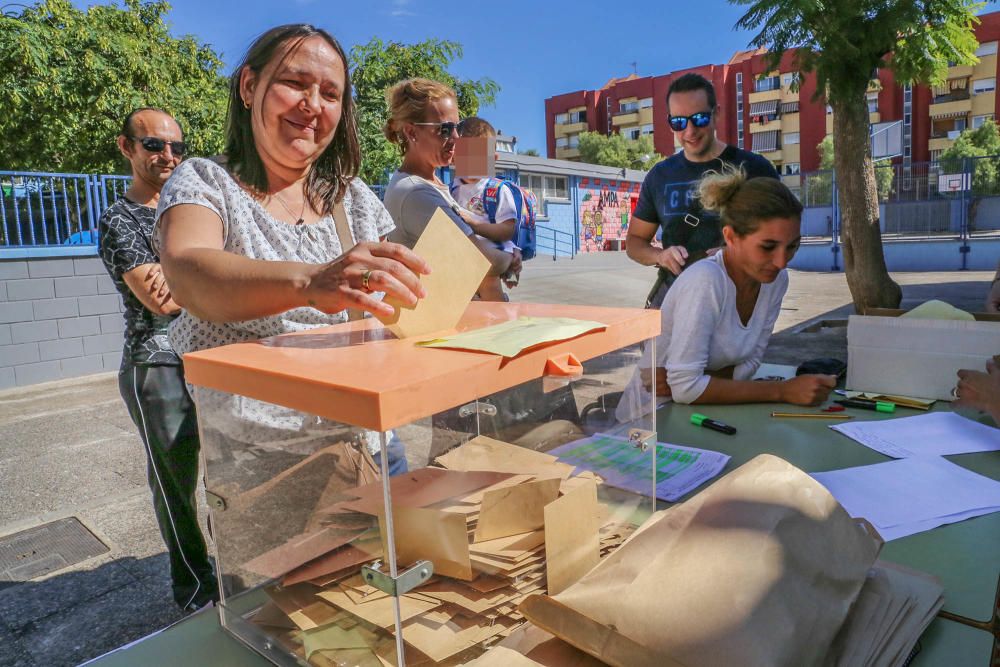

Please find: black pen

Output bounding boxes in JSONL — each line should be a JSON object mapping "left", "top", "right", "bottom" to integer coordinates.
{"left": 691, "top": 413, "right": 737, "bottom": 435}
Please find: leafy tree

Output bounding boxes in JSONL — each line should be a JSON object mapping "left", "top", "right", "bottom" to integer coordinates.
{"left": 350, "top": 38, "right": 498, "bottom": 185}
{"left": 940, "top": 119, "right": 1000, "bottom": 230}
{"left": 0, "top": 0, "right": 227, "bottom": 174}
{"left": 734, "top": 0, "right": 981, "bottom": 311}
{"left": 577, "top": 131, "right": 664, "bottom": 170}
{"left": 806, "top": 135, "right": 894, "bottom": 207}
{"left": 519, "top": 148, "right": 540, "bottom": 156}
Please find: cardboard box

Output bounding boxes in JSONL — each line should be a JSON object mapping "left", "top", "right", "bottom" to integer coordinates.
{"left": 847, "top": 311, "right": 1000, "bottom": 401}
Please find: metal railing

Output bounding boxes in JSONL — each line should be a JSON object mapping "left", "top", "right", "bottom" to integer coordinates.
{"left": 0, "top": 171, "right": 134, "bottom": 247}
{"left": 795, "top": 155, "right": 1000, "bottom": 251}
{"left": 536, "top": 225, "right": 576, "bottom": 259}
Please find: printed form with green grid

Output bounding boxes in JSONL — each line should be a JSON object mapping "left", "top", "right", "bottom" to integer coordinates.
{"left": 548, "top": 433, "right": 730, "bottom": 501}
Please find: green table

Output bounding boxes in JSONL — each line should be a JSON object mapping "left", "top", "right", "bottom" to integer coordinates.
{"left": 89, "top": 365, "right": 1000, "bottom": 665}
{"left": 656, "top": 398, "right": 1000, "bottom": 626}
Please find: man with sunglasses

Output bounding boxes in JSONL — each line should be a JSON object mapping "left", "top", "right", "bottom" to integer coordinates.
{"left": 98, "top": 108, "right": 218, "bottom": 613}
{"left": 626, "top": 73, "right": 779, "bottom": 308}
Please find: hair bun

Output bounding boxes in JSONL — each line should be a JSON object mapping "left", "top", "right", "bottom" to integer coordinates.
{"left": 697, "top": 165, "right": 747, "bottom": 213}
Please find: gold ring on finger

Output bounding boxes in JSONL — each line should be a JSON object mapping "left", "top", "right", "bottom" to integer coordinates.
{"left": 361, "top": 269, "right": 374, "bottom": 292}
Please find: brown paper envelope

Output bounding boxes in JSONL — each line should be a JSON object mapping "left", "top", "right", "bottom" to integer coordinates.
{"left": 436, "top": 436, "right": 575, "bottom": 479}
{"left": 416, "top": 578, "right": 520, "bottom": 615}
{"left": 317, "top": 587, "right": 440, "bottom": 628}
{"left": 519, "top": 595, "right": 674, "bottom": 667}
{"left": 250, "top": 602, "right": 298, "bottom": 630}
{"left": 282, "top": 537, "right": 383, "bottom": 587}
{"left": 246, "top": 526, "right": 368, "bottom": 579}
{"left": 453, "top": 136, "right": 496, "bottom": 180}
{"left": 456, "top": 473, "right": 537, "bottom": 505}
{"left": 379, "top": 505, "right": 474, "bottom": 580}
{"left": 334, "top": 468, "right": 512, "bottom": 516}
{"left": 469, "top": 531, "right": 545, "bottom": 558}
{"left": 497, "top": 622, "right": 605, "bottom": 666}
{"left": 463, "top": 645, "right": 544, "bottom": 666}
{"left": 302, "top": 623, "right": 374, "bottom": 658}
{"left": 375, "top": 208, "right": 491, "bottom": 338}
{"left": 462, "top": 573, "right": 516, "bottom": 594}
{"left": 474, "top": 478, "right": 561, "bottom": 542}
{"left": 398, "top": 614, "right": 515, "bottom": 663}
{"left": 544, "top": 480, "right": 600, "bottom": 595}
{"left": 552, "top": 454, "right": 881, "bottom": 666}
{"left": 265, "top": 584, "right": 340, "bottom": 631}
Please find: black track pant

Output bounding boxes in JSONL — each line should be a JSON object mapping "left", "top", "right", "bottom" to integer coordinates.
{"left": 118, "top": 362, "right": 217, "bottom": 610}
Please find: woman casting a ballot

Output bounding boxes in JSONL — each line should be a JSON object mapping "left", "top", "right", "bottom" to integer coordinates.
{"left": 622, "top": 167, "right": 835, "bottom": 417}
{"left": 154, "top": 24, "right": 427, "bottom": 475}
{"left": 156, "top": 24, "right": 428, "bottom": 352}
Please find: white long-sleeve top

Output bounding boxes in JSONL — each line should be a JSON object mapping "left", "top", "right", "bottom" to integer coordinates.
{"left": 657, "top": 250, "right": 788, "bottom": 404}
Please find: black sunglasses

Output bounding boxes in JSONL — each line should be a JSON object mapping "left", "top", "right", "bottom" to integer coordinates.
{"left": 412, "top": 121, "right": 464, "bottom": 139}
{"left": 668, "top": 111, "right": 713, "bottom": 132}
{"left": 131, "top": 136, "right": 187, "bottom": 156}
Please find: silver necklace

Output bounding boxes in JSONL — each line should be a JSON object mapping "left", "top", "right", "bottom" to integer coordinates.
{"left": 272, "top": 191, "right": 306, "bottom": 225}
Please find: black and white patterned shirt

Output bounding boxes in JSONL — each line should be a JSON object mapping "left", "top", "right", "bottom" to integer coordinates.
{"left": 98, "top": 198, "right": 180, "bottom": 367}
{"left": 154, "top": 158, "right": 395, "bottom": 356}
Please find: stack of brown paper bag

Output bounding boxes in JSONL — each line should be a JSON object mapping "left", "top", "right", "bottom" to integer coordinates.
{"left": 518, "top": 454, "right": 943, "bottom": 667}
{"left": 240, "top": 435, "right": 638, "bottom": 665}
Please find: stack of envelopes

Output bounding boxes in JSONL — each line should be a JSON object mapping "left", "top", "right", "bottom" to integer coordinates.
{"left": 243, "top": 435, "right": 642, "bottom": 664}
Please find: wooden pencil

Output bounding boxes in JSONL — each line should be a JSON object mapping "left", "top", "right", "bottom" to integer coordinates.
{"left": 770, "top": 412, "right": 854, "bottom": 419}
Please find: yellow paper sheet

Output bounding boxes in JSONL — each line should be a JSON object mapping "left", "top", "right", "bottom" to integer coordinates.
{"left": 900, "top": 299, "right": 975, "bottom": 321}
{"left": 375, "top": 208, "right": 491, "bottom": 339}
{"left": 417, "top": 317, "right": 607, "bottom": 358}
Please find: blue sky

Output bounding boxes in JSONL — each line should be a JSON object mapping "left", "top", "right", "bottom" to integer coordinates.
{"left": 73, "top": 0, "right": 771, "bottom": 151}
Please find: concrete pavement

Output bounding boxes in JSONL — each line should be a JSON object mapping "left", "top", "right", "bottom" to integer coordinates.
{"left": 0, "top": 250, "right": 992, "bottom": 666}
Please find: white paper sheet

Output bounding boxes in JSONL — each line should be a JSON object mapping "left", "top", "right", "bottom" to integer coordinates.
{"left": 812, "top": 457, "right": 1000, "bottom": 541}
{"left": 830, "top": 412, "right": 1000, "bottom": 458}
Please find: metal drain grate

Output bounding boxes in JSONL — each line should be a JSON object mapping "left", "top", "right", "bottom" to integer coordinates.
{"left": 0, "top": 517, "right": 109, "bottom": 584}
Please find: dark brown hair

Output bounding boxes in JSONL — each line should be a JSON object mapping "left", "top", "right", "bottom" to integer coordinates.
{"left": 667, "top": 72, "right": 717, "bottom": 111}
{"left": 225, "top": 24, "right": 360, "bottom": 210}
{"left": 698, "top": 166, "right": 802, "bottom": 236}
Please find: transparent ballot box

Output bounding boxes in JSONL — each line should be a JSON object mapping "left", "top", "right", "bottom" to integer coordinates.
{"left": 183, "top": 302, "right": 660, "bottom": 665}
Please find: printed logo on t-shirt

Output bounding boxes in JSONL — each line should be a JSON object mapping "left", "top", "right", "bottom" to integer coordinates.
{"left": 661, "top": 181, "right": 699, "bottom": 219}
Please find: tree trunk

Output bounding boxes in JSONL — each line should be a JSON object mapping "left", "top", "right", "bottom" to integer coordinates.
{"left": 832, "top": 96, "right": 902, "bottom": 312}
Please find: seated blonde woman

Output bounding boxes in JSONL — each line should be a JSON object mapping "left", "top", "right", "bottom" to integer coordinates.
{"left": 618, "top": 168, "right": 835, "bottom": 420}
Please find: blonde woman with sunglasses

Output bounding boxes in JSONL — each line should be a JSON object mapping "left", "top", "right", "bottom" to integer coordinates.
{"left": 382, "top": 78, "right": 513, "bottom": 298}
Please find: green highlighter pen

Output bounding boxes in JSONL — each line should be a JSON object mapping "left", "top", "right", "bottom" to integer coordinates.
{"left": 691, "top": 413, "right": 737, "bottom": 435}
{"left": 834, "top": 399, "right": 896, "bottom": 413}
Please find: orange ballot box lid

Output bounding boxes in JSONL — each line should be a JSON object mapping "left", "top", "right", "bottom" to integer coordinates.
{"left": 183, "top": 302, "right": 659, "bottom": 432}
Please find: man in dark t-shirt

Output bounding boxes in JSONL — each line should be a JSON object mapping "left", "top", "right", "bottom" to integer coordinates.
{"left": 626, "top": 73, "right": 779, "bottom": 307}
{"left": 98, "top": 108, "right": 217, "bottom": 612}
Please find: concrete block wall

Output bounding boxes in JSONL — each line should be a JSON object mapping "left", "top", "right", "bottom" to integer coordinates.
{"left": 0, "top": 255, "right": 124, "bottom": 389}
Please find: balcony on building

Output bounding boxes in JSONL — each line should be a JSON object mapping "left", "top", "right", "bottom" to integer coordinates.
{"left": 555, "top": 146, "right": 581, "bottom": 159}
{"left": 753, "top": 129, "right": 781, "bottom": 162}
{"left": 929, "top": 113, "right": 968, "bottom": 152}
{"left": 931, "top": 78, "right": 971, "bottom": 105}
{"left": 612, "top": 111, "right": 639, "bottom": 126}
{"left": 554, "top": 110, "right": 588, "bottom": 137}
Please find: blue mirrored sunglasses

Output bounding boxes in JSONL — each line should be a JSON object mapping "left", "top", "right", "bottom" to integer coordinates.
{"left": 668, "top": 111, "right": 713, "bottom": 132}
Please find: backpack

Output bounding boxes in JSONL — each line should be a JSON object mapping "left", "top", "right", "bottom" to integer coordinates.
{"left": 480, "top": 178, "right": 538, "bottom": 260}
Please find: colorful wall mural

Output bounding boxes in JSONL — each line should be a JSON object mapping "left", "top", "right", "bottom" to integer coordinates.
{"left": 578, "top": 177, "right": 640, "bottom": 252}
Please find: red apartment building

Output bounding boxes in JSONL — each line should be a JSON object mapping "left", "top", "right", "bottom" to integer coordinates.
{"left": 545, "top": 11, "right": 1000, "bottom": 190}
